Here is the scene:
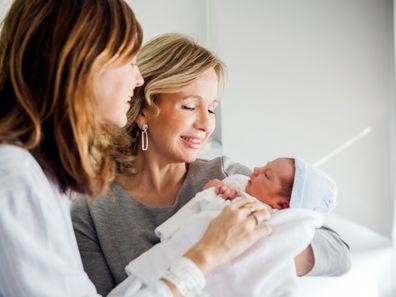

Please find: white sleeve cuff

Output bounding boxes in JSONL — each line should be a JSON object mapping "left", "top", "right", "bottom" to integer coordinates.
{"left": 162, "top": 257, "right": 206, "bottom": 296}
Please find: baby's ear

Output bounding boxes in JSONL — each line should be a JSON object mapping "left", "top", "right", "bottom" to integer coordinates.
{"left": 277, "top": 198, "right": 290, "bottom": 210}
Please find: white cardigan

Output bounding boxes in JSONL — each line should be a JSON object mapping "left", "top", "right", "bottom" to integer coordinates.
{"left": 0, "top": 144, "right": 204, "bottom": 297}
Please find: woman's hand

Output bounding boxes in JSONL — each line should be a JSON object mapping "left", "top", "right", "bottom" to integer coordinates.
{"left": 184, "top": 197, "right": 272, "bottom": 275}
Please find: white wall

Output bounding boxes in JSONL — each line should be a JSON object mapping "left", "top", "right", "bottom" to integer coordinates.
{"left": 128, "top": 0, "right": 207, "bottom": 44}
{"left": 392, "top": 0, "right": 396, "bottom": 246}
{"left": 212, "top": 0, "right": 394, "bottom": 237}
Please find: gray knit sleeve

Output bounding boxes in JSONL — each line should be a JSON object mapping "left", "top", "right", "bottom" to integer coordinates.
{"left": 221, "top": 156, "right": 252, "bottom": 177}
{"left": 308, "top": 226, "right": 351, "bottom": 276}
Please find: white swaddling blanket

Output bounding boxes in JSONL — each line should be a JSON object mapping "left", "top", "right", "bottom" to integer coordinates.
{"left": 125, "top": 175, "right": 323, "bottom": 297}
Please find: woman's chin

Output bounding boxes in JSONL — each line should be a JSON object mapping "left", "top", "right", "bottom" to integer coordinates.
{"left": 183, "top": 155, "right": 199, "bottom": 164}
{"left": 179, "top": 151, "right": 200, "bottom": 163}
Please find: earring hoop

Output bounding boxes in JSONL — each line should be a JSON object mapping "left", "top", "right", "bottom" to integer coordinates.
{"left": 141, "top": 124, "right": 148, "bottom": 151}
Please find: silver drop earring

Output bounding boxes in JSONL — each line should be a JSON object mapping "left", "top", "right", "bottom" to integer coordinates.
{"left": 141, "top": 124, "right": 148, "bottom": 151}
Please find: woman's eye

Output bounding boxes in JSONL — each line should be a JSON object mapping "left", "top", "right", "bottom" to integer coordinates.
{"left": 208, "top": 107, "right": 216, "bottom": 114}
{"left": 182, "top": 104, "right": 195, "bottom": 111}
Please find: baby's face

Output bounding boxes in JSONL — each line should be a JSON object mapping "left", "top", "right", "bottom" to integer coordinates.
{"left": 245, "top": 158, "right": 294, "bottom": 209}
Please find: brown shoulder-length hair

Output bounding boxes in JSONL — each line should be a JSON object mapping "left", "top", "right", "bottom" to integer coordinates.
{"left": 114, "top": 33, "right": 225, "bottom": 175}
{"left": 0, "top": 0, "right": 142, "bottom": 196}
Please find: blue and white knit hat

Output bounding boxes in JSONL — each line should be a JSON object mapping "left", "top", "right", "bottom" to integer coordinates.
{"left": 289, "top": 158, "right": 337, "bottom": 214}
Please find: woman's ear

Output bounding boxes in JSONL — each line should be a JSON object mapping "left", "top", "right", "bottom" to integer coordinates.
{"left": 136, "top": 107, "right": 152, "bottom": 128}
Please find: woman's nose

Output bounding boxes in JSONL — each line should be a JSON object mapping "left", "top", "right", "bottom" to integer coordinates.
{"left": 194, "top": 109, "right": 214, "bottom": 133}
{"left": 134, "top": 67, "right": 144, "bottom": 87}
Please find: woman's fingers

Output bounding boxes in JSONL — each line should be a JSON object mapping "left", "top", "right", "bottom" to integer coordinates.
{"left": 250, "top": 208, "right": 271, "bottom": 225}
{"left": 252, "top": 218, "right": 272, "bottom": 240}
{"left": 230, "top": 197, "right": 271, "bottom": 222}
{"left": 228, "top": 198, "right": 272, "bottom": 239}
{"left": 185, "top": 198, "right": 273, "bottom": 275}
{"left": 229, "top": 196, "right": 255, "bottom": 207}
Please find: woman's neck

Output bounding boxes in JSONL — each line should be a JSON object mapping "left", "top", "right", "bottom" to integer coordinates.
{"left": 116, "top": 152, "right": 189, "bottom": 207}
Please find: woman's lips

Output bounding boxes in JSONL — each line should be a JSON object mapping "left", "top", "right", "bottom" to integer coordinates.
{"left": 181, "top": 136, "right": 204, "bottom": 149}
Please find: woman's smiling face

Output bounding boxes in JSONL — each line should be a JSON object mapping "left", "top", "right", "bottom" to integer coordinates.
{"left": 143, "top": 68, "right": 219, "bottom": 163}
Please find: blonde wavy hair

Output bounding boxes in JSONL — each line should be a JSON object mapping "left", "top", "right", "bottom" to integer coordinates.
{"left": 0, "top": 0, "right": 142, "bottom": 196}
{"left": 116, "top": 33, "right": 225, "bottom": 174}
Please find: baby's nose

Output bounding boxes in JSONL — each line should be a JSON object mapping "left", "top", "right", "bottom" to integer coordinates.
{"left": 253, "top": 168, "right": 260, "bottom": 176}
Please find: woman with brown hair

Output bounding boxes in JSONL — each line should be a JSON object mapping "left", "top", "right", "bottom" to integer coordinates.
{"left": 72, "top": 33, "right": 351, "bottom": 297}
{"left": 0, "top": 2, "right": 273, "bottom": 297}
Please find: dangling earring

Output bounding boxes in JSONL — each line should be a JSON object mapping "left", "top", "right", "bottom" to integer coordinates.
{"left": 141, "top": 124, "right": 148, "bottom": 151}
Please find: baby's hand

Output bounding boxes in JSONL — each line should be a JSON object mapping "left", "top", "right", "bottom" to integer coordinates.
{"left": 203, "top": 179, "right": 224, "bottom": 190}
{"left": 203, "top": 179, "right": 239, "bottom": 200}
{"left": 216, "top": 184, "right": 239, "bottom": 200}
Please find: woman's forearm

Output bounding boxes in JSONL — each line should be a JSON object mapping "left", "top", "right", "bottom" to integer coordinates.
{"left": 184, "top": 243, "right": 214, "bottom": 275}
{"left": 294, "top": 245, "right": 315, "bottom": 276}
{"left": 160, "top": 278, "right": 181, "bottom": 297}
{"left": 297, "top": 226, "right": 351, "bottom": 277}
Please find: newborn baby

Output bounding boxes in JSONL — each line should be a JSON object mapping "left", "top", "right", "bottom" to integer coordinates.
{"left": 205, "top": 157, "right": 337, "bottom": 213}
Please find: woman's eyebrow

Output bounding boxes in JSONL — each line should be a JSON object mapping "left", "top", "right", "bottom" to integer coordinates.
{"left": 182, "top": 95, "right": 219, "bottom": 103}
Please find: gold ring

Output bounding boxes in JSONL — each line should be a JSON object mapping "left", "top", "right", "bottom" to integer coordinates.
{"left": 252, "top": 212, "right": 265, "bottom": 226}
{"left": 243, "top": 204, "right": 256, "bottom": 214}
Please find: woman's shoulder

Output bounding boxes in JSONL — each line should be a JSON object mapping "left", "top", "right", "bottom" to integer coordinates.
{"left": 0, "top": 144, "right": 47, "bottom": 188}
{"left": 0, "top": 143, "right": 33, "bottom": 167}
{"left": 191, "top": 156, "right": 252, "bottom": 179}
{"left": 71, "top": 183, "right": 131, "bottom": 224}
{"left": 0, "top": 144, "right": 69, "bottom": 217}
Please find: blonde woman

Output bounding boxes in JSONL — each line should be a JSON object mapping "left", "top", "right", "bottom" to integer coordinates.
{"left": 72, "top": 34, "right": 351, "bottom": 296}
{"left": 0, "top": 2, "right": 271, "bottom": 297}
